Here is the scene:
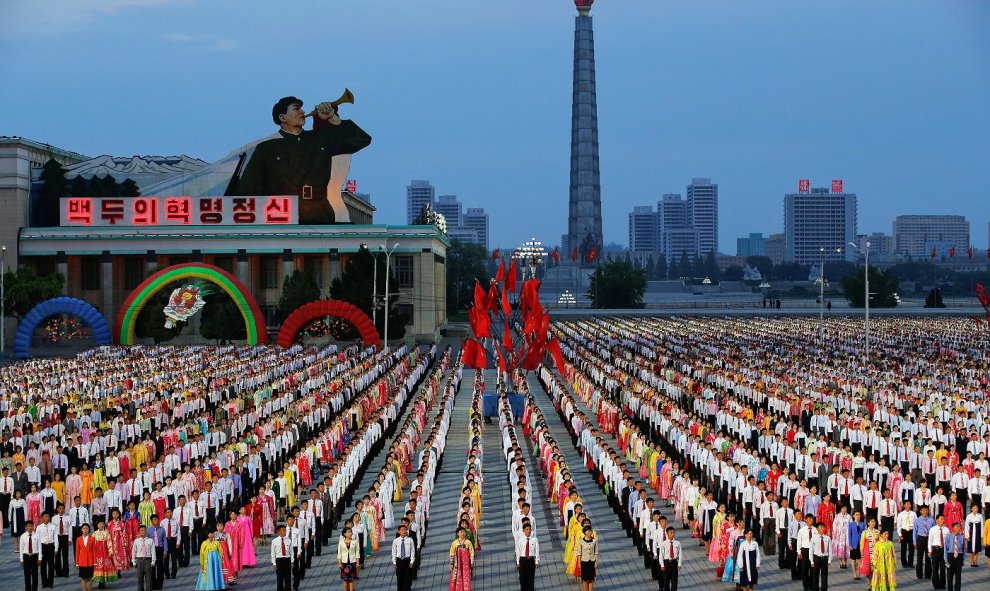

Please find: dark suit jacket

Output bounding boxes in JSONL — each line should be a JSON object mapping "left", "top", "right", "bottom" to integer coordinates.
{"left": 237, "top": 120, "right": 371, "bottom": 224}
{"left": 12, "top": 471, "right": 29, "bottom": 494}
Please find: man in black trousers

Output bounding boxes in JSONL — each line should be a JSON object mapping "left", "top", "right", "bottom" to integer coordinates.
{"left": 271, "top": 525, "right": 293, "bottom": 591}
{"left": 515, "top": 523, "right": 539, "bottom": 591}
{"left": 391, "top": 524, "right": 415, "bottom": 591}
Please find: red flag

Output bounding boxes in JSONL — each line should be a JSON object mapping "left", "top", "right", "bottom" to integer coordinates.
{"left": 571, "top": 247, "right": 578, "bottom": 262}
{"left": 931, "top": 247, "right": 936, "bottom": 260}
{"left": 462, "top": 339, "right": 487, "bottom": 369}
{"left": 492, "top": 248, "right": 501, "bottom": 261}
{"left": 502, "top": 320, "right": 513, "bottom": 354}
{"left": 501, "top": 286, "right": 511, "bottom": 316}
{"left": 968, "top": 247, "right": 974, "bottom": 259}
{"left": 950, "top": 246, "right": 956, "bottom": 257}
{"left": 551, "top": 247, "right": 560, "bottom": 263}
{"left": 506, "top": 259, "right": 518, "bottom": 293}
{"left": 547, "top": 337, "right": 565, "bottom": 371}
{"left": 473, "top": 281, "right": 486, "bottom": 310}
{"left": 497, "top": 347, "right": 506, "bottom": 372}
{"left": 495, "top": 260, "right": 505, "bottom": 283}
{"left": 588, "top": 248, "right": 598, "bottom": 262}
{"left": 468, "top": 306, "right": 491, "bottom": 338}
{"left": 486, "top": 282, "right": 498, "bottom": 313}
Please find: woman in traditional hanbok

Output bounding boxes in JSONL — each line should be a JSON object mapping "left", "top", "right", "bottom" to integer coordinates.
{"left": 92, "top": 454, "right": 109, "bottom": 493}
{"left": 964, "top": 504, "right": 983, "bottom": 567}
{"left": 658, "top": 459, "right": 674, "bottom": 503}
{"left": 858, "top": 518, "right": 880, "bottom": 580}
{"left": 213, "top": 522, "right": 237, "bottom": 584}
{"left": 51, "top": 472, "right": 65, "bottom": 507}
{"left": 8, "top": 490, "right": 26, "bottom": 541}
{"left": 79, "top": 464, "right": 95, "bottom": 506}
{"left": 720, "top": 519, "right": 744, "bottom": 582}
{"left": 123, "top": 502, "right": 141, "bottom": 563}
{"left": 196, "top": 531, "right": 226, "bottom": 591}
{"left": 869, "top": 529, "right": 896, "bottom": 591}
{"left": 259, "top": 490, "right": 276, "bottom": 539}
{"left": 65, "top": 466, "right": 82, "bottom": 506}
{"left": 370, "top": 485, "right": 387, "bottom": 539}
{"left": 708, "top": 505, "right": 727, "bottom": 564}
{"left": 360, "top": 495, "right": 379, "bottom": 552}
{"left": 816, "top": 494, "right": 836, "bottom": 536}
{"left": 831, "top": 504, "right": 852, "bottom": 568}
{"left": 107, "top": 509, "right": 130, "bottom": 572}
{"left": 246, "top": 497, "right": 263, "bottom": 545}
{"left": 150, "top": 483, "right": 168, "bottom": 520}
{"left": 138, "top": 492, "right": 156, "bottom": 527}
{"left": 92, "top": 520, "right": 118, "bottom": 587}
{"left": 235, "top": 508, "right": 257, "bottom": 567}
{"left": 350, "top": 509, "right": 369, "bottom": 565}
{"left": 40, "top": 481, "right": 57, "bottom": 516}
{"left": 449, "top": 527, "right": 475, "bottom": 591}
{"left": 737, "top": 529, "right": 760, "bottom": 591}
{"left": 25, "top": 484, "right": 43, "bottom": 525}
{"left": 563, "top": 511, "right": 586, "bottom": 573}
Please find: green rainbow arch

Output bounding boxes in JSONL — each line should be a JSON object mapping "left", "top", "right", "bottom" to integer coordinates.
{"left": 114, "top": 263, "right": 268, "bottom": 346}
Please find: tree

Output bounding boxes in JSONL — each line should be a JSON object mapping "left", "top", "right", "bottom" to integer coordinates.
{"left": 701, "top": 251, "right": 719, "bottom": 280}
{"left": 329, "top": 250, "right": 407, "bottom": 340}
{"left": 200, "top": 294, "right": 247, "bottom": 343}
{"left": 2, "top": 267, "right": 65, "bottom": 320}
{"left": 587, "top": 260, "right": 647, "bottom": 309}
{"left": 771, "top": 262, "right": 808, "bottom": 281}
{"left": 35, "top": 158, "right": 68, "bottom": 227}
{"left": 656, "top": 254, "right": 668, "bottom": 280}
{"left": 120, "top": 178, "right": 141, "bottom": 197}
{"left": 677, "top": 253, "right": 690, "bottom": 278}
{"left": 724, "top": 265, "right": 744, "bottom": 281}
{"left": 68, "top": 176, "right": 89, "bottom": 197}
{"left": 446, "top": 238, "right": 490, "bottom": 314}
{"left": 278, "top": 269, "right": 321, "bottom": 321}
{"left": 841, "top": 266, "right": 900, "bottom": 308}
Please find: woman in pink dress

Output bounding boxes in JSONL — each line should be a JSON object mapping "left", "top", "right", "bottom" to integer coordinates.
{"left": 107, "top": 509, "right": 131, "bottom": 572}
{"left": 151, "top": 483, "right": 168, "bottom": 520}
{"left": 259, "top": 490, "right": 276, "bottom": 538}
{"left": 223, "top": 512, "right": 243, "bottom": 577}
{"left": 235, "top": 507, "right": 257, "bottom": 566}
{"left": 213, "top": 521, "right": 237, "bottom": 585}
{"left": 65, "top": 466, "right": 82, "bottom": 505}
{"left": 26, "top": 484, "right": 43, "bottom": 525}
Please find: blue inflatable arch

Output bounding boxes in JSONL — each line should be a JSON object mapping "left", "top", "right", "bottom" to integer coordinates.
{"left": 13, "top": 297, "right": 112, "bottom": 359}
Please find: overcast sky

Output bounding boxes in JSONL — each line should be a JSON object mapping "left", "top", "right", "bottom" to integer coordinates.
{"left": 2, "top": 0, "right": 988, "bottom": 251}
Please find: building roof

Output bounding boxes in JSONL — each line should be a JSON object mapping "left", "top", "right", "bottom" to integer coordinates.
{"left": 0, "top": 136, "right": 89, "bottom": 163}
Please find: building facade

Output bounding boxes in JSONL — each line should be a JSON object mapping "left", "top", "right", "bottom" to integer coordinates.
{"left": 435, "top": 195, "right": 462, "bottom": 227}
{"left": 892, "top": 215, "right": 970, "bottom": 257}
{"left": 855, "top": 232, "right": 895, "bottom": 255}
{"left": 784, "top": 187, "right": 857, "bottom": 264}
{"left": 766, "top": 233, "right": 785, "bottom": 265}
{"left": 406, "top": 180, "right": 435, "bottom": 224}
{"left": 687, "top": 178, "right": 719, "bottom": 256}
{"left": 736, "top": 232, "right": 766, "bottom": 257}
{"left": 19, "top": 224, "right": 448, "bottom": 342}
{"left": 461, "top": 207, "right": 489, "bottom": 251}
{"left": 663, "top": 228, "right": 699, "bottom": 264}
{"left": 657, "top": 194, "right": 689, "bottom": 261}
{"left": 628, "top": 205, "right": 657, "bottom": 253}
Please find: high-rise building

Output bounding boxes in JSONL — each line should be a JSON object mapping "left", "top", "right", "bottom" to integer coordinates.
{"left": 855, "top": 232, "right": 894, "bottom": 255}
{"left": 628, "top": 205, "right": 657, "bottom": 253}
{"left": 663, "top": 228, "right": 699, "bottom": 265}
{"left": 566, "top": 0, "right": 603, "bottom": 263}
{"left": 766, "top": 233, "right": 785, "bottom": 265}
{"left": 784, "top": 187, "right": 857, "bottom": 264}
{"left": 657, "top": 194, "right": 689, "bottom": 260}
{"left": 462, "top": 207, "right": 489, "bottom": 251}
{"left": 406, "top": 180, "right": 435, "bottom": 224}
{"left": 687, "top": 178, "right": 719, "bottom": 256}
{"left": 736, "top": 233, "right": 766, "bottom": 257}
{"left": 892, "top": 215, "right": 970, "bottom": 257}
{"left": 435, "top": 195, "right": 462, "bottom": 227}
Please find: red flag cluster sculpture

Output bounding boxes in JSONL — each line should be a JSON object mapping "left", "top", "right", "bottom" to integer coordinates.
{"left": 462, "top": 256, "right": 565, "bottom": 378}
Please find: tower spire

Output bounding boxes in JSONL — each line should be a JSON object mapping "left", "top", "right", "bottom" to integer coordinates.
{"left": 567, "top": 0, "right": 602, "bottom": 265}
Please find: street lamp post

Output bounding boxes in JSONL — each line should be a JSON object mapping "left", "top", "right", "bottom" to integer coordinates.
{"left": 818, "top": 247, "right": 842, "bottom": 339}
{"left": 1, "top": 245, "right": 5, "bottom": 359}
{"left": 360, "top": 244, "right": 381, "bottom": 326}
{"left": 379, "top": 242, "right": 400, "bottom": 350}
{"left": 848, "top": 240, "right": 871, "bottom": 359}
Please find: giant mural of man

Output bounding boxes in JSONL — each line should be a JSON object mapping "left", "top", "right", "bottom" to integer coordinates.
{"left": 236, "top": 95, "right": 371, "bottom": 224}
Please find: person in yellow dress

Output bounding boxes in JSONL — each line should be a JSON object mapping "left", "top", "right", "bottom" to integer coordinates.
{"left": 869, "top": 529, "right": 896, "bottom": 591}
{"left": 983, "top": 514, "right": 990, "bottom": 573}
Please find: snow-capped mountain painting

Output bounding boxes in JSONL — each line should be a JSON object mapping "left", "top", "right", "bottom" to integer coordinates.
{"left": 62, "top": 155, "right": 208, "bottom": 192}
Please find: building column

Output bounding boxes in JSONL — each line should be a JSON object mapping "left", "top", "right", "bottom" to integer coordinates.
{"left": 56, "top": 251, "right": 68, "bottom": 295}
{"left": 236, "top": 249, "right": 249, "bottom": 287}
{"left": 328, "top": 249, "right": 341, "bottom": 290}
{"left": 145, "top": 250, "right": 157, "bottom": 275}
{"left": 191, "top": 249, "right": 203, "bottom": 263}
{"left": 101, "top": 250, "right": 114, "bottom": 328}
{"left": 415, "top": 249, "right": 436, "bottom": 340}
{"left": 282, "top": 248, "right": 294, "bottom": 284}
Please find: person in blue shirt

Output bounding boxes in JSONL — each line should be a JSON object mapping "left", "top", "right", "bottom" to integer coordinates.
{"left": 913, "top": 505, "right": 935, "bottom": 580}
{"left": 943, "top": 522, "right": 965, "bottom": 591}
{"left": 147, "top": 515, "right": 168, "bottom": 590}
{"left": 848, "top": 511, "right": 866, "bottom": 579}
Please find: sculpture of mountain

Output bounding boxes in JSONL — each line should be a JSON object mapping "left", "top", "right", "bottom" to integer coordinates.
{"left": 61, "top": 154, "right": 208, "bottom": 192}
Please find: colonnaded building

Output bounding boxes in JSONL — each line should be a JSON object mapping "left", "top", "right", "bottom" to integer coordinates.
{"left": 0, "top": 136, "right": 448, "bottom": 345}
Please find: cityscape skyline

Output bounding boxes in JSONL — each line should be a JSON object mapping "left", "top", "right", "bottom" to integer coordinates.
{"left": 2, "top": 0, "right": 988, "bottom": 250}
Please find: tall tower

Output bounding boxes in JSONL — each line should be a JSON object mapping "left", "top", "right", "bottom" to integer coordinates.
{"left": 567, "top": 0, "right": 603, "bottom": 264}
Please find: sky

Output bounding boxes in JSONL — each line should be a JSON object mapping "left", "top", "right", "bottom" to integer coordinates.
{"left": 2, "top": 0, "right": 988, "bottom": 251}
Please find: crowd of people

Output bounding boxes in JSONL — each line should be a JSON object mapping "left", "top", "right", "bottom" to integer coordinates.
{"left": 2, "top": 342, "right": 436, "bottom": 591}
{"left": 544, "top": 315, "right": 990, "bottom": 591}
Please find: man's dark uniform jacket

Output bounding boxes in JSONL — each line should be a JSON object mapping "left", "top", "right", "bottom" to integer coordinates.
{"left": 236, "top": 119, "right": 371, "bottom": 224}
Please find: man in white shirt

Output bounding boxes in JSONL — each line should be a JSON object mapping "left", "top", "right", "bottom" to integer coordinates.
{"left": 20, "top": 520, "right": 41, "bottom": 591}
{"left": 811, "top": 522, "right": 831, "bottom": 591}
{"left": 659, "top": 527, "right": 682, "bottom": 591}
{"left": 131, "top": 525, "right": 155, "bottom": 591}
{"left": 795, "top": 514, "right": 816, "bottom": 589}
{"left": 514, "top": 523, "right": 539, "bottom": 591}
{"left": 896, "top": 500, "right": 917, "bottom": 568}
{"left": 271, "top": 524, "right": 293, "bottom": 591}
{"left": 35, "top": 513, "right": 58, "bottom": 589}
{"left": 52, "top": 504, "right": 71, "bottom": 578}
{"left": 391, "top": 524, "right": 415, "bottom": 591}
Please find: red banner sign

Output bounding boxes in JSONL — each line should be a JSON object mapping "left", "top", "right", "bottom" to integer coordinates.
{"left": 60, "top": 196, "right": 298, "bottom": 227}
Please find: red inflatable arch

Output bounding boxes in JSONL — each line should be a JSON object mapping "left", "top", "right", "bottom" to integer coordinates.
{"left": 277, "top": 299, "right": 381, "bottom": 349}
